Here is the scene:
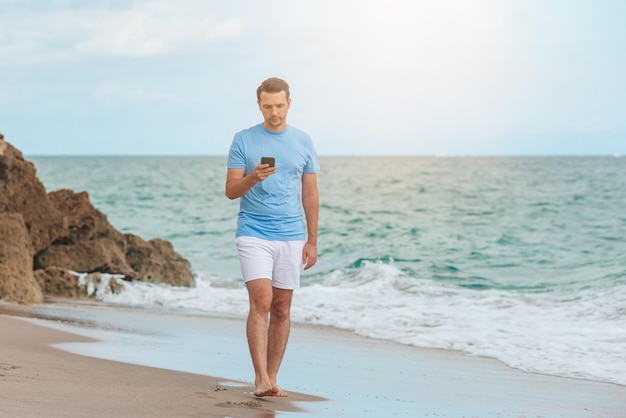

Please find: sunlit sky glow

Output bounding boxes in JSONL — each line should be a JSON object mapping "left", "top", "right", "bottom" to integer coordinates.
{"left": 1, "top": 0, "right": 624, "bottom": 156}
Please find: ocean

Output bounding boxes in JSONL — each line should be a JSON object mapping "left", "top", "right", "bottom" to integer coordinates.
{"left": 30, "top": 155, "right": 626, "bottom": 386}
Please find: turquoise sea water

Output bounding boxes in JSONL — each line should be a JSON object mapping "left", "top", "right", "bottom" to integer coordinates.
{"left": 30, "top": 156, "right": 626, "bottom": 386}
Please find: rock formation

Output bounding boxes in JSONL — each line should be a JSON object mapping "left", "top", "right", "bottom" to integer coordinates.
{"left": 0, "top": 136, "right": 194, "bottom": 303}
{"left": 0, "top": 213, "right": 43, "bottom": 303}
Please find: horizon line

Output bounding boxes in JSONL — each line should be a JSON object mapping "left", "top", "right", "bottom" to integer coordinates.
{"left": 25, "top": 153, "right": 623, "bottom": 158}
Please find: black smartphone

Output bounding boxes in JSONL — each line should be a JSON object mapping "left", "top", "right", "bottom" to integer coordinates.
{"left": 261, "top": 157, "right": 275, "bottom": 167}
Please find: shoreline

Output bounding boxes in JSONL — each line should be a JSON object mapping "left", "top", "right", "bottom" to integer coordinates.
{"left": 2, "top": 300, "right": 625, "bottom": 417}
{"left": 0, "top": 307, "right": 322, "bottom": 418}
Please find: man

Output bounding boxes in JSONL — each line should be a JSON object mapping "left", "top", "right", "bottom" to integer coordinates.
{"left": 225, "top": 77, "right": 320, "bottom": 398}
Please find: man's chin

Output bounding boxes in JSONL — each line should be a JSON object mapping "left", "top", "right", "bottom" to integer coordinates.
{"left": 267, "top": 120, "right": 284, "bottom": 129}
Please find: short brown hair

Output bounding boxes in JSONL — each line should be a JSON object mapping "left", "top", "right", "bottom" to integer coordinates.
{"left": 256, "top": 77, "right": 290, "bottom": 101}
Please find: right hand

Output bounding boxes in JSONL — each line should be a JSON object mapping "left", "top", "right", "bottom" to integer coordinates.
{"left": 252, "top": 162, "right": 277, "bottom": 182}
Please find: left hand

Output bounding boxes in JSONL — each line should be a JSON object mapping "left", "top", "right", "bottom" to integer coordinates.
{"left": 302, "top": 242, "right": 318, "bottom": 270}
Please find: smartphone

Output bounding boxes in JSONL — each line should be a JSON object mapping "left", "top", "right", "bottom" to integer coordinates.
{"left": 261, "top": 157, "right": 275, "bottom": 167}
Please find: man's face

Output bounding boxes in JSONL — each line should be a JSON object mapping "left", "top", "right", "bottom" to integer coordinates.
{"left": 258, "top": 91, "right": 291, "bottom": 132}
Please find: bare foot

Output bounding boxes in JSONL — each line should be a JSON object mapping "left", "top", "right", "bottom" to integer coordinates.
{"left": 253, "top": 384, "right": 288, "bottom": 397}
{"left": 271, "top": 386, "right": 288, "bottom": 397}
{"left": 253, "top": 383, "right": 276, "bottom": 397}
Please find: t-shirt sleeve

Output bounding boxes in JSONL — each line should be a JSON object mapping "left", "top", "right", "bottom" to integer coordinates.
{"left": 227, "top": 134, "right": 246, "bottom": 168}
{"left": 303, "top": 138, "right": 320, "bottom": 174}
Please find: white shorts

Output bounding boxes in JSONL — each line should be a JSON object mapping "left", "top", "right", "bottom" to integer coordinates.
{"left": 235, "top": 236, "right": 306, "bottom": 290}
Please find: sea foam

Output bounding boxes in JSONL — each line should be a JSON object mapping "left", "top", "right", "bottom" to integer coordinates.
{"left": 74, "top": 260, "right": 626, "bottom": 386}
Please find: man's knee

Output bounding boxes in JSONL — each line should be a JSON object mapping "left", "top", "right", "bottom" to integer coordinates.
{"left": 270, "top": 298, "right": 291, "bottom": 320}
{"left": 247, "top": 279, "right": 274, "bottom": 311}
{"left": 250, "top": 292, "right": 273, "bottom": 313}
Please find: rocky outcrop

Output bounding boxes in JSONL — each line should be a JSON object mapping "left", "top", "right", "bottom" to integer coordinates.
{"left": 0, "top": 213, "right": 43, "bottom": 303}
{"left": 35, "top": 189, "right": 137, "bottom": 278}
{"left": 0, "top": 136, "right": 194, "bottom": 304}
{"left": 0, "top": 136, "right": 68, "bottom": 253}
{"left": 125, "top": 235, "right": 193, "bottom": 287}
{"left": 34, "top": 267, "right": 84, "bottom": 298}
{"left": 34, "top": 268, "right": 125, "bottom": 298}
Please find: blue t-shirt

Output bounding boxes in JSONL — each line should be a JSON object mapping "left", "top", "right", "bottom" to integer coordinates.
{"left": 227, "top": 123, "right": 320, "bottom": 240}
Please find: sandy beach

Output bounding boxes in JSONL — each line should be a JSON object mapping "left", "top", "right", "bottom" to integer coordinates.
{"left": 0, "top": 312, "right": 320, "bottom": 418}
{"left": 1, "top": 300, "right": 625, "bottom": 418}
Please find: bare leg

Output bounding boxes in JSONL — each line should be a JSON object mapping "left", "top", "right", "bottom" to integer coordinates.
{"left": 267, "top": 287, "right": 293, "bottom": 397}
{"left": 245, "top": 280, "right": 293, "bottom": 397}
{"left": 246, "top": 279, "right": 275, "bottom": 397}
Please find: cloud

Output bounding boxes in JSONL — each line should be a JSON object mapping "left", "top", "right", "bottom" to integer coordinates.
{"left": 0, "top": 1, "right": 247, "bottom": 63}
{"left": 2, "top": 0, "right": 625, "bottom": 156}
{"left": 74, "top": 2, "right": 247, "bottom": 56}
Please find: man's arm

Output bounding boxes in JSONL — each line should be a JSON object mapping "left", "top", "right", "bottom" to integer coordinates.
{"left": 225, "top": 164, "right": 276, "bottom": 200}
{"left": 301, "top": 172, "right": 319, "bottom": 270}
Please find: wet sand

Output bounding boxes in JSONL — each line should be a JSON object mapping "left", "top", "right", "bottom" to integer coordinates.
{"left": 0, "top": 309, "right": 321, "bottom": 418}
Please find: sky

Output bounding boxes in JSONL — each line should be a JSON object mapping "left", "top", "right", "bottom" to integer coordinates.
{"left": 1, "top": 0, "right": 625, "bottom": 156}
